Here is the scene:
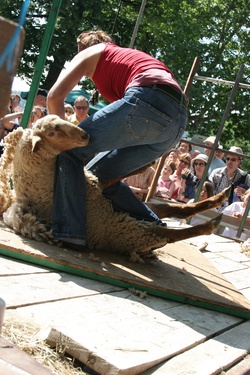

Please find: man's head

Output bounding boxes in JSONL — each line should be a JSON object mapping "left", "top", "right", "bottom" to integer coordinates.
{"left": 203, "top": 136, "right": 219, "bottom": 159}
{"left": 215, "top": 144, "right": 224, "bottom": 160}
{"left": 177, "top": 141, "right": 192, "bottom": 154}
{"left": 34, "top": 89, "right": 47, "bottom": 107}
{"left": 10, "top": 93, "right": 21, "bottom": 109}
{"left": 225, "top": 146, "right": 243, "bottom": 171}
{"left": 21, "top": 88, "right": 47, "bottom": 108}
{"left": 73, "top": 96, "right": 90, "bottom": 122}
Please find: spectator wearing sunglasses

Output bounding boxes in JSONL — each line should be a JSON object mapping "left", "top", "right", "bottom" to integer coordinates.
{"left": 170, "top": 153, "right": 193, "bottom": 201}
{"left": 209, "top": 146, "right": 250, "bottom": 208}
{"left": 10, "top": 93, "right": 22, "bottom": 114}
{"left": 203, "top": 136, "right": 225, "bottom": 175}
{"left": 176, "top": 153, "right": 210, "bottom": 203}
{"left": 64, "top": 103, "right": 74, "bottom": 117}
{"left": 67, "top": 96, "right": 89, "bottom": 125}
{"left": 192, "top": 154, "right": 208, "bottom": 178}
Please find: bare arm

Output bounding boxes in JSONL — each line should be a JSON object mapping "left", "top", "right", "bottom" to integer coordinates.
{"left": 47, "top": 44, "right": 105, "bottom": 119}
{"left": 1, "top": 112, "right": 23, "bottom": 130}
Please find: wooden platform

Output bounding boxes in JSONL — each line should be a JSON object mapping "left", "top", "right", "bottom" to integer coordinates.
{"left": 1, "top": 220, "right": 250, "bottom": 374}
{"left": 0, "top": 222, "right": 250, "bottom": 318}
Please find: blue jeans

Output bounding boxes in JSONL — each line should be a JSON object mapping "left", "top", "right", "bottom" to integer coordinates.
{"left": 52, "top": 86, "right": 187, "bottom": 243}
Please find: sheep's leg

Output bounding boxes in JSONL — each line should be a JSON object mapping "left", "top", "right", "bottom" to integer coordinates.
{"left": 151, "top": 214, "right": 222, "bottom": 243}
{"left": 147, "top": 186, "right": 231, "bottom": 219}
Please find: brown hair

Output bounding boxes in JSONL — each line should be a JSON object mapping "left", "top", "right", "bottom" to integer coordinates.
{"left": 177, "top": 141, "right": 192, "bottom": 152}
{"left": 203, "top": 181, "right": 214, "bottom": 198}
{"left": 164, "top": 160, "right": 176, "bottom": 174}
{"left": 77, "top": 30, "right": 114, "bottom": 52}
{"left": 178, "top": 153, "right": 191, "bottom": 166}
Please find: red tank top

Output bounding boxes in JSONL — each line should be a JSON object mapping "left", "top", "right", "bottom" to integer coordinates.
{"left": 92, "top": 43, "right": 174, "bottom": 102}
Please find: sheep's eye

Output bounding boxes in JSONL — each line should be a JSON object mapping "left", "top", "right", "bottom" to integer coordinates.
{"left": 47, "top": 131, "right": 55, "bottom": 137}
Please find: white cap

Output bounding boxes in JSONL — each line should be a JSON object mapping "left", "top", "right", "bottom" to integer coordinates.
{"left": 204, "top": 136, "right": 220, "bottom": 145}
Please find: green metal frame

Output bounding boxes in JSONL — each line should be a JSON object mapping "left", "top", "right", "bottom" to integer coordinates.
{"left": 20, "top": 0, "right": 62, "bottom": 128}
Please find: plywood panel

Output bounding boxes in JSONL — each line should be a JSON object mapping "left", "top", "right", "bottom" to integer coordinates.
{"left": 0, "top": 272, "right": 123, "bottom": 308}
{"left": 4, "top": 292, "right": 240, "bottom": 375}
{"left": 0, "top": 255, "right": 51, "bottom": 275}
{"left": 143, "top": 321, "right": 250, "bottom": 375}
{"left": 0, "top": 223, "right": 250, "bottom": 318}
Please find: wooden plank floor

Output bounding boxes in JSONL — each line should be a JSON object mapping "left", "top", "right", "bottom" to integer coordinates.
{"left": 0, "top": 221, "right": 249, "bottom": 318}
{"left": 0, "top": 220, "right": 250, "bottom": 374}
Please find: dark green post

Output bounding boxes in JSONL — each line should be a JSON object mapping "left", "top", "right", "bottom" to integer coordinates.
{"left": 21, "top": 0, "right": 62, "bottom": 128}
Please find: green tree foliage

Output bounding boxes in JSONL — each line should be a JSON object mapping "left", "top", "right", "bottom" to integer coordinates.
{"left": 1, "top": 0, "right": 249, "bottom": 156}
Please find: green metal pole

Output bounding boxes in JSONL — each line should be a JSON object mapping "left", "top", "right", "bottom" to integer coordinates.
{"left": 186, "top": 65, "right": 245, "bottom": 224}
{"left": 21, "top": 0, "right": 62, "bottom": 128}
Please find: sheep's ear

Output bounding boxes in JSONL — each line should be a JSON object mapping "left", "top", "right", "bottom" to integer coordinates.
{"left": 32, "top": 135, "right": 42, "bottom": 152}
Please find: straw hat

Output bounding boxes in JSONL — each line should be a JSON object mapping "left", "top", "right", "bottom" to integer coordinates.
{"left": 228, "top": 146, "right": 243, "bottom": 154}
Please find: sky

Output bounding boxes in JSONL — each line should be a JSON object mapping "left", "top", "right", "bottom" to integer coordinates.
{"left": 11, "top": 76, "right": 30, "bottom": 92}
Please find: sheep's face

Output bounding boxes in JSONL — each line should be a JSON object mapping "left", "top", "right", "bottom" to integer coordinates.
{"left": 32, "top": 115, "right": 89, "bottom": 152}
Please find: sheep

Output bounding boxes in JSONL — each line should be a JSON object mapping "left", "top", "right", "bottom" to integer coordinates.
{"left": 0, "top": 115, "right": 229, "bottom": 259}
{"left": 0, "top": 115, "right": 89, "bottom": 244}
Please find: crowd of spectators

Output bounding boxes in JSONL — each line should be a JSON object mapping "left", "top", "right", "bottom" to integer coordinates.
{"left": 123, "top": 136, "right": 249, "bottom": 241}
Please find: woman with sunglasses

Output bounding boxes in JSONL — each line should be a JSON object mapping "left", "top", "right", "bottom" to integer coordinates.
{"left": 170, "top": 153, "right": 192, "bottom": 201}
{"left": 209, "top": 146, "right": 250, "bottom": 208}
{"left": 176, "top": 153, "right": 211, "bottom": 203}
{"left": 64, "top": 104, "right": 74, "bottom": 117}
{"left": 9, "top": 93, "right": 22, "bottom": 114}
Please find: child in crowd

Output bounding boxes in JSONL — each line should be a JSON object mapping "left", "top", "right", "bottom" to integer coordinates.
{"left": 222, "top": 188, "right": 250, "bottom": 241}
{"left": 28, "top": 106, "right": 46, "bottom": 128}
{"left": 188, "top": 181, "right": 216, "bottom": 226}
{"left": 155, "top": 161, "right": 176, "bottom": 199}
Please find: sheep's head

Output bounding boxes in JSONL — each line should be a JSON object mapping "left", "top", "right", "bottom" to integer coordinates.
{"left": 31, "top": 115, "right": 89, "bottom": 152}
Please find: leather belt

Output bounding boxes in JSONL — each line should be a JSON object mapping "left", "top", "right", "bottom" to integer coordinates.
{"left": 150, "top": 84, "right": 188, "bottom": 109}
